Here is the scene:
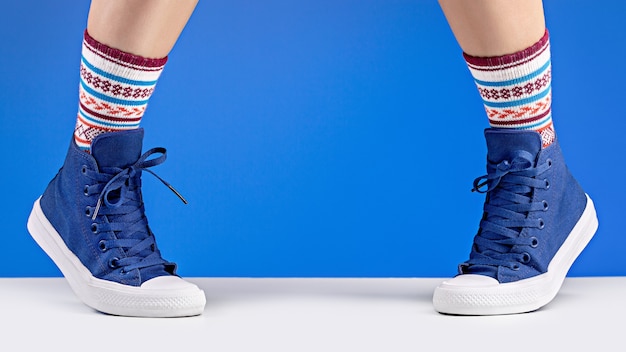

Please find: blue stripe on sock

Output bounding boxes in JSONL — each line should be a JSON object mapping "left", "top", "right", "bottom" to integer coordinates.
{"left": 482, "top": 85, "right": 551, "bottom": 108}
{"left": 474, "top": 60, "right": 551, "bottom": 87}
{"left": 81, "top": 56, "right": 159, "bottom": 86}
{"left": 80, "top": 80, "right": 149, "bottom": 106}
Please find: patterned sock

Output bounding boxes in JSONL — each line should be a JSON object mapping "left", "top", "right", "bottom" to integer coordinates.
{"left": 464, "top": 29, "right": 555, "bottom": 147}
{"left": 74, "top": 30, "right": 167, "bottom": 152}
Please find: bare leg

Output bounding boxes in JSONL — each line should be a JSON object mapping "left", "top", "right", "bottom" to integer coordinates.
{"left": 438, "top": 0, "right": 545, "bottom": 56}
{"left": 87, "top": 0, "right": 199, "bottom": 58}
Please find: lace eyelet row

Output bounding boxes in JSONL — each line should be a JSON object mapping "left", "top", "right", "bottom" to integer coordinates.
{"left": 542, "top": 159, "right": 551, "bottom": 189}
{"left": 76, "top": 148, "right": 181, "bottom": 276}
{"left": 107, "top": 257, "right": 129, "bottom": 274}
{"left": 511, "top": 252, "right": 532, "bottom": 271}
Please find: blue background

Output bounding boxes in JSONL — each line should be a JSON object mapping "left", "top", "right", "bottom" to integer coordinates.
{"left": 1, "top": 1, "right": 624, "bottom": 278}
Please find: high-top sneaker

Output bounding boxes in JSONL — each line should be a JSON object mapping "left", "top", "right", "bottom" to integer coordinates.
{"left": 27, "top": 129, "right": 206, "bottom": 317}
{"left": 433, "top": 128, "right": 598, "bottom": 315}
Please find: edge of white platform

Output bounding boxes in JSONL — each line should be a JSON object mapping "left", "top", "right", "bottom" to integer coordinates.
{"left": 0, "top": 277, "right": 622, "bottom": 352}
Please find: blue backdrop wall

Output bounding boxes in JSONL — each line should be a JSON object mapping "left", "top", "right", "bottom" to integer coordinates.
{"left": 1, "top": 0, "right": 624, "bottom": 277}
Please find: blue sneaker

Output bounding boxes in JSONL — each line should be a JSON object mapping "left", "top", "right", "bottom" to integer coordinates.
{"left": 433, "top": 129, "right": 598, "bottom": 315}
{"left": 27, "top": 129, "right": 206, "bottom": 317}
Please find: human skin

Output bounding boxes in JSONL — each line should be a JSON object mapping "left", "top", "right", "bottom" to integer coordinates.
{"left": 87, "top": 0, "right": 199, "bottom": 58}
{"left": 438, "top": 0, "right": 546, "bottom": 57}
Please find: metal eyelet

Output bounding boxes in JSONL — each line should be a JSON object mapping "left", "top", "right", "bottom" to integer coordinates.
{"left": 83, "top": 185, "right": 90, "bottom": 196}
{"left": 98, "top": 240, "right": 107, "bottom": 252}
{"left": 521, "top": 252, "right": 531, "bottom": 264}
{"left": 81, "top": 165, "right": 88, "bottom": 174}
{"left": 108, "top": 257, "right": 120, "bottom": 269}
{"left": 544, "top": 179, "right": 550, "bottom": 189}
{"left": 85, "top": 206, "right": 92, "bottom": 217}
{"left": 547, "top": 159, "right": 553, "bottom": 168}
{"left": 512, "top": 264, "right": 520, "bottom": 271}
{"left": 91, "top": 223, "right": 98, "bottom": 233}
{"left": 538, "top": 219, "right": 545, "bottom": 229}
{"left": 530, "top": 237, "right": 539, "bottom": 248}
{"left": 542, "top": 200, "right": 549, "bottom": 211}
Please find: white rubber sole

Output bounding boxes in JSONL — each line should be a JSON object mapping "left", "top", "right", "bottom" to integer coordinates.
{"left": 433, "top": 194, "right": 598, "bottom": 316}
{"left": 27, "top": 197, "right": 206, "bottom": 317}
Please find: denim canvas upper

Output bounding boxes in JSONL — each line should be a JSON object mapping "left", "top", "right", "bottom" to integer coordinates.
{"left": 40, "top": 129, "right": 177, "bottom": 286}
{"left": 460, "top": 128, "right": 587, "bottom": 283}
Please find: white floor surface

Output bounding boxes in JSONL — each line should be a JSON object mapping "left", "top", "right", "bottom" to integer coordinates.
{"left": 0, "top": 277, "right": 623, "bottom": 351}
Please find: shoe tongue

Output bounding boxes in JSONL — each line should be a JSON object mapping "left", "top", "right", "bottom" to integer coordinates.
{"left": 462, "top": 265, "right": 498, "bottom": 279}
{"left": 484, "top": 128, "right": 542, "bottom": 164}
{"left": 91, "top": 129, "right": 144, "bottom": 169}
{"left": 468, "top": 128, "right": 543, "bottom": 280}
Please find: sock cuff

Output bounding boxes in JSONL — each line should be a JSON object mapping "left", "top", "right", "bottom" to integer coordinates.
{"left": 463, "top": 29, "right": 549, "bottom": 68}
{"left": 75, "top": 30, "right": 166, "bottom": 151}
{"left": 461, "top": 29, "right": 555, "bottom": 147}
{"left": 83, "top": 30, "right": 168, "bottom": 69}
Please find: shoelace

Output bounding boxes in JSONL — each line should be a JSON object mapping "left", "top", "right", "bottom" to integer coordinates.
{"left": 83, "top": 147, "right": 186, "bottom": 273}
{"left": 461, "top": 150, "right": 552, "bottom": 271}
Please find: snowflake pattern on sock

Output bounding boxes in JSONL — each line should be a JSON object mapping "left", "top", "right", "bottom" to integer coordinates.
{"left": 73, "top": 30, "right": 167, "bottom": 152}
{"left": 465, "top": 30, "right": 556, "bottom": 148}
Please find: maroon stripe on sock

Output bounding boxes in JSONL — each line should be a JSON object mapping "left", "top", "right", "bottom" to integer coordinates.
{"left": 466, "top": 43, "right": 549, "bottom": 72}
{"left": 76, "top": 114, "right": 133, "bottom": 132}
{"left": 76, "top": 114, "right": 110, "bottom": 130}
{"left": 489, "top": 109, "right": 552, "bottom": 126}
{"left": 79, "top": 102, "right": 143, "bottom": 123}
{"left": 84, "top": 44, "right": 165, "bottom": 73}
{"left": 84, "top": 30, "right": 168, "bottom": 69}
{"left": 463, "top": 29, "right": 549, "bottom": 69}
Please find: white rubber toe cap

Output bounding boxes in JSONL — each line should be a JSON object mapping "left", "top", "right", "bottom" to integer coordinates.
{"left": 141, "top": 276, "right": 201, "bottom": 290}
{"left": 440, "top": 274, "right": 499, "bottom": 288}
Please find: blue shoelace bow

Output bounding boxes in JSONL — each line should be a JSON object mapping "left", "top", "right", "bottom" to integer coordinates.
{"left": 462, "top": 150, "right": 552, "bottom": 271}
{"left": 83, "top": 147, "right": 186, "bottom": 273}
